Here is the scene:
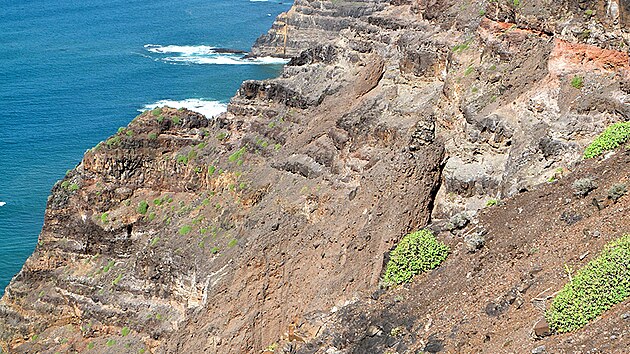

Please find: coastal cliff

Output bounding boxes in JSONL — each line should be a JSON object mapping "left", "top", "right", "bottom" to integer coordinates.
{"left": 1, "top": 1, "right": 630, "bottom": 353}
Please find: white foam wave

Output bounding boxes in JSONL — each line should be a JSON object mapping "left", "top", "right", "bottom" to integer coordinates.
{"left": 144, "top": 44, "right": 289, "bottom": 66}
{"left": 163, "top": 55, "right": 289, "bottom": 65}
{"left": 141, "top": 99, "right": 227, "bottom": 118}
{"left": 0, "top": 202, "right": 6, "bottom": 207}
{"left": 144, "top": 44, "right": 217, "bottom": 56}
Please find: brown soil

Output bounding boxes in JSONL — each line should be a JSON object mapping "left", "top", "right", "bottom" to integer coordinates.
{"left": 296, "top": 148, "right": 630, "bottom": 353}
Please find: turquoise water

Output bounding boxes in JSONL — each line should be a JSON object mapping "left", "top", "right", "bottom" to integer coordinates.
{"left": 0, "top": 0, "right": 292, "bottom": 295}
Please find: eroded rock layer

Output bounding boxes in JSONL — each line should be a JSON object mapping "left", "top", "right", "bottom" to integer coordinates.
{"left": 1, "top": 1, "right": 630, "bottom": 353}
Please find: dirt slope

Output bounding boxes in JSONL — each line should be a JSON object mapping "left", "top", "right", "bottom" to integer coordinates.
{"left": 1, "top": 1, "right": 629, "bottom": 353}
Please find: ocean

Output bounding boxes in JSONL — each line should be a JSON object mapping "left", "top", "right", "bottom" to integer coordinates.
{"left": 0, "top": 0, "right": 292, "bottom": 295}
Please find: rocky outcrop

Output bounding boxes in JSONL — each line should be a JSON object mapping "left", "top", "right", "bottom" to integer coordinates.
{"left": 2, "top": 0, "right": 630, "bottom": 353}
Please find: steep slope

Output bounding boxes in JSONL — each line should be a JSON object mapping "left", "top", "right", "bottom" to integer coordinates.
{"left": 295, "top": 149, "right": 630, "bottom": 353}
{"left": 1, "top": 0, "right": 630, "bottom": 353}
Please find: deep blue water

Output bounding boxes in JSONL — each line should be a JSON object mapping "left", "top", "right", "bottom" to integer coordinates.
{"left": 0, "top": 0, "right": 292, "bottom": 295}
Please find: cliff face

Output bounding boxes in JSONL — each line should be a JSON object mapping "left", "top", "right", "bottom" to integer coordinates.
{"left": 1, "top": 1, "right": 630, "bottom": 353}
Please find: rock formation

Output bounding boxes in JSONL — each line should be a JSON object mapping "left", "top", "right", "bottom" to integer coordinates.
{"left": 1, "top": 1, "right": 629, "bottom": 353}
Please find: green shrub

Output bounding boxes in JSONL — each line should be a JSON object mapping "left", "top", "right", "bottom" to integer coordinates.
{"left": 152, "top": 107, "right": 163, "bottom": 116}
{"left": 216, "top": 131, "right": 228, "bottom": 141}
{"left": 148, "top": 132, "right": 158, "bottom": 140}
{"left": 103, "top": 260, "right": 115, "bottom": 272}
{"left": 228, "top": 147, "right": 246, "bottom": 163}
{"left": 101, "top": 213, "right": 109, "bottom": 224}
{"left": 106, "top": 135, "right": 121, "bottom": 148}
{"left": 383, "top": 229, "right": 449, "bottom": 285}
{"left": 179, "top": 225, "right": 192, "bottom": 235}
{"left": 68, "top": 183, "right": 79, "bottom": 191}
{"left": 570, "top": 76, "right": 584, "bottom": 89}
{"left": 486, "top": 198, "right": 498, "bottom": 207}
{"left": 452, "top": 40, "right": 471, "bottom": 53}
{"left": 583, "top": 121, "right": 630, "bottom": 158}
{"left": 545, "top": 234, "right": 630, "bottom": 333}
{"left": 137, "top": 200, "right": 149, "bottom": 215}
{"left": 121, "top": 326, "right": 131, "bottom": 336}
{"left": 171, "top": 116, "right": 181, "bottom": 125}
{"left": 150, "top": 237, "right": 160, "bottom": 247}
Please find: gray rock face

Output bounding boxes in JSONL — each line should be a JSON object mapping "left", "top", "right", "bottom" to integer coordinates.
{"left": 2, "top": 0, "right": 630, "bottom": 353}
{"left": 253, "top": 0, "right": 630, "bottom": 224}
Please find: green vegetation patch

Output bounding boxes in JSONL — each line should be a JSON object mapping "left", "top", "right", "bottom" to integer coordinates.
{"left": 176, "top": 155, "right": 189, "bottom": 165}
{"left": 121, "top": 326, "right": 131, "bottom": 337}
{"left": 137, "top": 200, "right": 149, "bottom": 215}
{"left": 228, "top": 146, "right": 247, "bottom": 163}
{"left": 452, "top": 39, "right": 471, "bottom": 53}
{"left": 545, "top": 234, "right": 630, "bottom": 333}
{"left": 106, "top": 135, "right": 121, "bottom": 148}
{"left": 216, "top": 131, "right": 228, "bottom": 141}
{"left": 383, "top": 229, "right": 449, "bottom": 285}
{"left": 179, "top": 225, "right": 192, "bottom": 235}
{"left": 112, "top": 274, "right": 123, "bottom": 286}
{"left": 570, "top": 75, "right": 584, "bottom": 89}
{"left": 583, "top": 121, "right": 630, "bottom": 159}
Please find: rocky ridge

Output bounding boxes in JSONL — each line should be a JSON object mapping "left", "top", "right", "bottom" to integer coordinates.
{"left": 1, "top": 0, "right": 630, "bottom": 353}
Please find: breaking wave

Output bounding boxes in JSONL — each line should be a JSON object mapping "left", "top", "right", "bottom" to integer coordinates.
{"left": 143, "top": 44, "right": 289, "bottom": 65}
{"left": 141, "top": 99, "right": 227, "bottom": 119}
